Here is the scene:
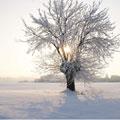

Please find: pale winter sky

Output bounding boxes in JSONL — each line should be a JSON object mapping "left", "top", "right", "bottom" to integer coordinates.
{"left": 0, "top": 0, "right": 120, "bottom": 78}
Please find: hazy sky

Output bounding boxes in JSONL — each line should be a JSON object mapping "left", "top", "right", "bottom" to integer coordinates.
{"left": 0, "top": 0, "right": 120, "bottom": 78}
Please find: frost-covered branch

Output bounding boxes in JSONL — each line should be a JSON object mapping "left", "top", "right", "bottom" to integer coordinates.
{"left": 23, "top": 0, "right": 120, "bottom": 82}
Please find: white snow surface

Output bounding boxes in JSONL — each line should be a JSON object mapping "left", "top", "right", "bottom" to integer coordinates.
{"left": 0, "top": 82, "right": 120, "bottom": 119}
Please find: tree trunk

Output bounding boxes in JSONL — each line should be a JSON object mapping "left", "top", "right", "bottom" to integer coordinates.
{"left": 65, "top": 73, "right": 75, "bottom": 91}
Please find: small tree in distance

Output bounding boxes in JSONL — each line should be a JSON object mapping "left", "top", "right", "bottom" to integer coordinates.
{"left": 23, "top": 0, "right": 119, "bottom": 91}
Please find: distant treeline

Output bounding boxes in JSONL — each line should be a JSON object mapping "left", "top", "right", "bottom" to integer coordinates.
{"left": 34, "top": 74, "right": 120, "bottom": 83}
{"left": 93, "top": 75, "right": 120, "bottom": 82}
{"left": 34, "top": 74, "right": 65, "bottom": 83}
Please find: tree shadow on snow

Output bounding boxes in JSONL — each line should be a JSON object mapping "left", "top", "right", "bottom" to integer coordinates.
{"left": 47, "top": 89, "right": 101, "bottom": 119}
{"left": 17, "top": 87, "right": 120, "bottom": 119}
{"left": 47, "top": 89, "right": 120, "bottom": 119}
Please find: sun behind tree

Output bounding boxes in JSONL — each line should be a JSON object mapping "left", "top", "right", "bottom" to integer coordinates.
{"left": 23, "top": 0, "right": 120, "bottom": 91}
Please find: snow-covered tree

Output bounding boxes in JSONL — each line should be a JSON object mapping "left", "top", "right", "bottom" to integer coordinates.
{"left": 23, "top": 0, "right": 119, "bottom": 91}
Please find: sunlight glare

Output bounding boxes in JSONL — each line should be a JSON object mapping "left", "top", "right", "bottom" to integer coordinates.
{"left": 64, "top": 44, "right": 72, "bottom": 61}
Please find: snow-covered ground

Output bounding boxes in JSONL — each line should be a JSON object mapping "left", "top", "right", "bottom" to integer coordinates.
{"left": 0, "top": 82, "right": 120, "bottom": 119}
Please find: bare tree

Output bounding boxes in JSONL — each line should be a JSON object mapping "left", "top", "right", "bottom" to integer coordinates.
{"left": 23, "top": 0, "right": 119, "bottom": 91}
